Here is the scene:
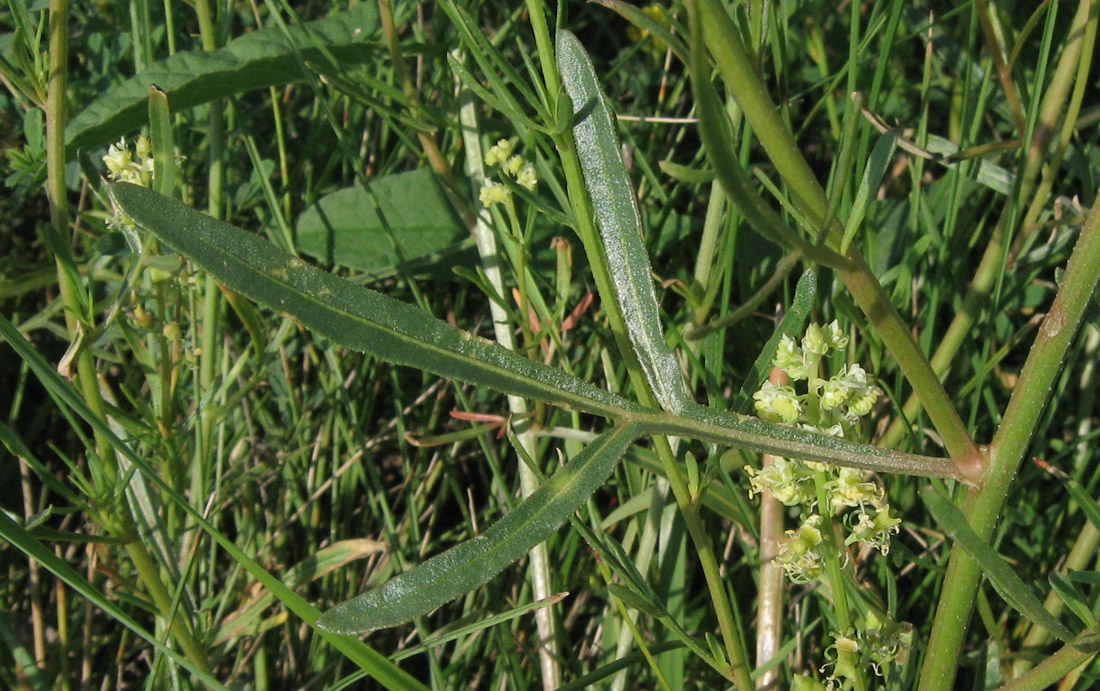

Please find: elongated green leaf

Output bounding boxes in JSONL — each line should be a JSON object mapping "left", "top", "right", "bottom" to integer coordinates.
{"left": 147, "top": 86, "right": 174, "bottom": 197}
{"left": 65, "top": 4, "right": 381, "bottom": 156}
{"left": 213, "top": 538, "right": 386, "bottom": 644}
{"left": 590, "top": 0, "right": 689, "bottom": 61}
{"left": 108, "top": 183, "right": 641, "bottom": 420}
{"left": 1049, "top": 572, "right": 1099, "bottom": 630}
{"left": 1035, "top": 455, "right": 1100, "bottom": 533}
{"left": 392, "top": 594, "right": 569, "bottom": 662}
{"left": 730, "top": 268, "right": 816, "bottom": 414}
{"left": 107, "top": 184, "right": 953, "bottom": 478}
{"left": 317, "top": 423, "right": 643, "bottom": 634}
{"left": 557, "top": 30, "right": 688, "bottom": 413}
{"left": 840, "top": 131, "right": 898, "bottom": 254}
{"left": 922, "top": 486, "right": 1078, "bottom": 644}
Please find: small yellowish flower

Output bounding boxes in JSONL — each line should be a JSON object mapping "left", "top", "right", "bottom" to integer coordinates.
{"left": 847, "top": 387, "right": 881, "bottom": 418}
{"left": 753, "top": 381, "right": 802, "bottom": 424}
{"left": 516, "top": 162, "right": 538, "bottom": 191}
{"left": 479, "top": 180, "right": 511, "bottom": 207}
{"left": 135, "top": 134, "right": 152, "bottom": 161}
{"left": 745, "top": 457, "right": 815, "bottom": 506}
{"left": 503, "top": 154, "right": 525, "bottom": 177}
{"left": 823, "top": 320, "right": 849, "bottom": 351}
{"left": 485, "top": 139, "right": 513, "bottom": 167}
{"left": 801, "top": 322, "right": 829, "bottom": 356}
{"left": 825, "top": 467, "right": 881, "bottom": 513}
{"left": 774, "top": 334, "right": 806, "bottom": 378}
{"left": 104, "top": 138, "right": 135, "bottom": 178}
{"left": 776, "top": 516, "right": 825, "bottom": 583}
{"left": 820, "top": 632, "right": 862, "bottom": 687}
{"left": 845, "top": 506, "right": 902, "bottom": 555}
{"left": 103, "top": 136, "right": 153, "bottom": 186}
{"left": 820, "top": 376, "right": 852, "bottom": 410}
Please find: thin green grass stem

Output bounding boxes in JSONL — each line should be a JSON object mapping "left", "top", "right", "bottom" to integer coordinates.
{"left": 997, "top": 644, "right": 1097, "bottom": 691}
{"left": 45, "top": 0, "right": 211, "bottom": 672}
{"left": 812, "top": 470, "right": 867, "bottom": 691}
{"left": 1015, "top": 519, "right": 1100, "bottom": 677}
{"left": 918, "top": 191, "right": 1100, "bottom": 690}
{"left": 194, "top": 0, "right": 226, "bottom": 578}
{"left": 837, "top": 258, "right": 983, "bottom": 476}
{"left": 696, "top": 0, "right": 829, "bottom": 231}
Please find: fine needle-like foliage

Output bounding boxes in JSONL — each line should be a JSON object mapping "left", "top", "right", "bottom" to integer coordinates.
{"left": 2, "top": 1, "right": 1100, "bottom": 689}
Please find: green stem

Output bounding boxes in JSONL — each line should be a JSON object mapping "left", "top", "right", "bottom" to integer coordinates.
{"left": 997, "top": 644, "right": 1096, "bottom": 691}
{"left": 918, "top": 191, "right": 1100, "bottom": 690}
{"left": 46, "top": 0, "right": 209, "bottom": 669}
{"left": 837, "top": 258, "right": 984, "bottom": 475}
{"left": 457, "top": 87, "right": 562, "bottom": 690}
{"left": 813, "top": 470, "right": 867, "bottom": 691}
{"left": 562, "top": 134, "right": 752, "bottom": 685}
{"left": 193, "top": 0, "right": 223, "bottom": 539}
{"left": 691, "top": 0, "right": 978, "bottom": 469}
{"left": 696, "top": 0, "right": 829, "bottom": 230}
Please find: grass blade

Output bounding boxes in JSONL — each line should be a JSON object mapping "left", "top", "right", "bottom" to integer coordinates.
{"left": 316, "top": 423, "right": 644, "bottom": 634}
{"left": 729, "top": 268, "right": 816, "bottom": 414}
{"left": 0, "top": 511, "right": 229, "bottom": 690}
{"left": 840, "top": 130, "right": 898, "bottom": 254}
{"left": 922, "top": 486, "right": 1077, "bottom": 644}
{"left": 108, "top": 182, "right": 642, "bottom": 420}
{"left": 557, "top": 30, "right": 688, "bottom": 413}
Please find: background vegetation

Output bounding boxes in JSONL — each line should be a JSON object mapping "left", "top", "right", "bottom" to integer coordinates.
{"left": 1, "top": 0, "right": 1099, "bottom": 688}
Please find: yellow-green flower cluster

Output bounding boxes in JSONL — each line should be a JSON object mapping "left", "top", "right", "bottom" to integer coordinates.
{"left": 103, "top": 136, "right": 154, "bottom": 187}
{"left": 479, "top": 139, "right": 537, "bottom": 207}
{"left": 745, "top": 321, "right": 901, "bottom": 582}
{"left": 811, "top": 614, "right": 914, "bottom": 688}
{"left": 759, "top": 320, "right": 879, "bottom": 424}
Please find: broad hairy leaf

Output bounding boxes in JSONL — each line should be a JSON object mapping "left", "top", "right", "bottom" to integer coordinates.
{"left": 316, "top": 423, "right": 644, "bottom": 634}
{"left": 108, "top": 183, "right": 641, "bottom": 420}
{"left": 66, "top": 4, "right": 382, "bottom": 156}
{"left": 295, "top": 169, "right": 471, "bottom": 277}
{"left": 557, "top": 30, "right": 689, "bottom": 413}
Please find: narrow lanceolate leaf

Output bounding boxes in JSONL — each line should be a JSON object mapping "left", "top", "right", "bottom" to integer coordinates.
{"left": 840, "top": 131, "right": 898, "bottom": 254}
{"left": 923, "top": 486, "right": 1079, "bottom": 645}
{"left": 108, "top": 183, "right": 642, "bottom": 420}
{"left": 557, "top": 31, "right": 689, "bottom": 413}
{"left": 66, "top": 4, "right": 381, "bottom": 156}
{"left": 730, "top": 268, "right": 816, "bottom": 414}
{"left": 317, "top": 423, "right": 644, "bottom": 634}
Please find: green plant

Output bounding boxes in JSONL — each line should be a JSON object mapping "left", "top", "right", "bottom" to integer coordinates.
{"left": 3, "top": 1, "right": 1100, "bottom": 689}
